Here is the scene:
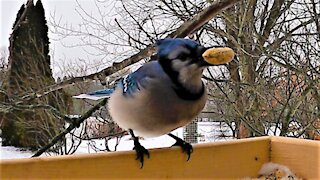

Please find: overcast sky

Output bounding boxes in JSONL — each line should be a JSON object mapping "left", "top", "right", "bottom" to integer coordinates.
{"left": 1, "top": 0, "right": 84, "bottom": 47}
{"left": 1, "top": 0, "right": 105, "bottom": 78}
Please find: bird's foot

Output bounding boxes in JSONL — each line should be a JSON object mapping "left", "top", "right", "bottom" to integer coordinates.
{"left": 133, "top": 139, "right": 150, "bottom": 168}
{"left": 129, "top": 129, "right": 150, "bottom": 168}
{"left": 168, "top": 133, "right": 193, "bottom": 161}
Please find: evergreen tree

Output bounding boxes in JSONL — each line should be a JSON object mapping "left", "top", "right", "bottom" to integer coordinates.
{"left": 1, "top": 0, "right": 71, "bottom": 150}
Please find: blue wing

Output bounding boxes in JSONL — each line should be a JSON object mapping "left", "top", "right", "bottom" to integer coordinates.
{"left": 73, "top": 61, "right": 165, "bottom": 100}
{"left": 118, "top": 74, "right": 142, "bottom": 97}
{"left": 117, "top": 62, "right": 164, "bottom": 97}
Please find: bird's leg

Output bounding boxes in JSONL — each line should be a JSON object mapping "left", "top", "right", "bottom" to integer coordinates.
{"left": 168, "top": 133, "right": 193, "bottom": 161}
{"left": 129, "top": 129, "right": 150, "bottom": 168}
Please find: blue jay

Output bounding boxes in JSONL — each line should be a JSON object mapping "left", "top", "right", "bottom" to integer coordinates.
{"left": 74, "top": 38, "right": 234, "bottom": 167}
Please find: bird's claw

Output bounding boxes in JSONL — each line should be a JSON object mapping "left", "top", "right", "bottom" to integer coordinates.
{"left": 133, "top": 141, "right": 150, "bottom": 168}
{"left": 172, "top": 139, "right": 193, "bottom": 161}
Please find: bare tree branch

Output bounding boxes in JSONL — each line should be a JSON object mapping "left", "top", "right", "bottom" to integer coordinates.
{"left": 22, "top": 0, "right": 239, "bottom": 101}
{"left": 32, "top": 98, "right": 108, "bottom": 157}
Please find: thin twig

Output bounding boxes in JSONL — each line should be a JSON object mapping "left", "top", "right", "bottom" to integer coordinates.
{"left": 32, "top": 98, "right": 108, "bottom": 157}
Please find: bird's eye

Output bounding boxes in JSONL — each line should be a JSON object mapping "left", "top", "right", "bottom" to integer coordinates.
{"left": 177, "top": 53, "right": 188, "bottom": 60}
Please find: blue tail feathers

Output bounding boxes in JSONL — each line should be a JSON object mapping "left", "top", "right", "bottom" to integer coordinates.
{"left": 73, "top": 88, "right": 114, "bottom": 100}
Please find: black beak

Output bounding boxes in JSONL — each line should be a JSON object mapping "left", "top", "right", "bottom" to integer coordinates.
{"left": 196, "top": 46, "right": 212, "bottom": 67}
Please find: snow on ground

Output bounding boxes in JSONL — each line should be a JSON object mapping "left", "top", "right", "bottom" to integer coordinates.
{"left": 73, "top": 128, "right": 182, "bottom": 154}
{"left": 0, "top": 122, "right": 235, "bottom": 160}
{"left": 0, "top": 146, "right": 34, "bottom": 160}
{"left": 0, "top": 129, "right": 183, "bottom": 160}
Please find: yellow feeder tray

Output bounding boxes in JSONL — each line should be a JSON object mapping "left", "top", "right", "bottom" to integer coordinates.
{"left": 0, "top": 136, "right": 319, "bottom": 179}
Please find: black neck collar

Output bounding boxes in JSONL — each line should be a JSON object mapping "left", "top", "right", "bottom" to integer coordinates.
{"left": 173, "top": 81, "right": 205, "bottom": 101}
{"left": 159, "top": 60, "right": 205, "bottom": 101}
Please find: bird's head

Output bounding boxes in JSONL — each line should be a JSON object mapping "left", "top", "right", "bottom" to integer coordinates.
{"left": 156, "top": 38, "right": 235, "bottom": 98}
{"left": 156, "top": 38, "right": 234, "bottom": 72}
